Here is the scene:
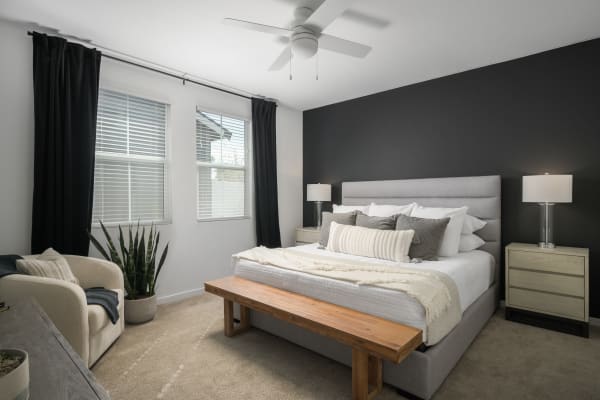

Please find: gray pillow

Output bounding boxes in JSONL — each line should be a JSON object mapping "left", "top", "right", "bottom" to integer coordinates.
{"left": 396, "top": 214, "right": 450, "bottom": 261}
{"left": 356, "top": 213, "right": 397, "bottom": 230}
{"left": 319, "top": 211, "right": 357, "bottom": 246}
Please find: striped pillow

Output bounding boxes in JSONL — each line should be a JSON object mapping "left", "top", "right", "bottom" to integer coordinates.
{"left": 326, "top": 221, "right": 414, "bottom": 262}
{"left": 16, "top": 248, "right": 79, "bottom": 285}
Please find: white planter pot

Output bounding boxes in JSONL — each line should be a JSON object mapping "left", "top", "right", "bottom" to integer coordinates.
{"left": 124, "top": 295, "right": 157, "bottom": 324}
{"left": 0, "top": 349, "right": 29, "bottom": 400}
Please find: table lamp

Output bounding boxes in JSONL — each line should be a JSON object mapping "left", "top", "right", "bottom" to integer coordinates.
{"left": 522, "top": 173, "right": 572, "bottom": 248}
{"left": 307, "top": 183, "right": 331, "bottom": 227}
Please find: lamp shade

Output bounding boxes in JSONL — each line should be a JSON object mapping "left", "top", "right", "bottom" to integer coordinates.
{"left": 522, "top": 174, "right": 572, "bottom": 203}
{"left": 307, "top": 183, "right": 331, "bottom": 202}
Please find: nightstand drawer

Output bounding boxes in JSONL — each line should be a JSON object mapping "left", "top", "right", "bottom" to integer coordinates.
{"left": 508, "top": 250, "right": 584, "bottom": 276}
{"left": 508, "top": 288, "right": 585, "bottom": 320}
{"left": 508, "top": 269, "right": 584, "bottom": 297}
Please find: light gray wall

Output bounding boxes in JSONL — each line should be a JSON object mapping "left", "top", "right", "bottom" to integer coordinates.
{"left": 0, "top": 20, "right": 35, "bottom": 254}
{"left": 0, "top": 20, "right": 303, "bottom": 303}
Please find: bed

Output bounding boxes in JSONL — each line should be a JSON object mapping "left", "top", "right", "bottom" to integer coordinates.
{"left": 236, "top": 244, "right": 494, "bottom": 346}
{"left": 234, "top": 175, "right": 501, "bottom": 399}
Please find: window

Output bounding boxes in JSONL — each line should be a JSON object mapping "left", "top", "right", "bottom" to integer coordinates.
{"left": 196, "top": 109, "right": 248, "bottom": 220}
{"left": 92, "top": 89, "right": 168, "bottom": 225}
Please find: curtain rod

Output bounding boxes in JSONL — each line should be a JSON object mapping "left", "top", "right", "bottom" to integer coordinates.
{"left": 27, "top": 30, "right": 253, "bottom": 101}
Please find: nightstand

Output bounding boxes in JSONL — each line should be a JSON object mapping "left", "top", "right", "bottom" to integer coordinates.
{"left": 295, "top": 227, "right": 321, "bottom": 246}
{"left": 505, "top": 243, "right": 589, "bottom": 337}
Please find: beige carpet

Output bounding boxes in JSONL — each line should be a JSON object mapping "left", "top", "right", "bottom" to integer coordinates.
{"left": 93, "top": 294, "right": 600, "bottom": 400}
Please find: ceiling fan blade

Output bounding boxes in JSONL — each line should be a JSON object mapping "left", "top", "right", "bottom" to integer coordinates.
{"left": 303, "top": 0, "right": 356, "bottom": 32}
{"left": 318, "top": 34, "right": 371, "bottom": 58}
{"left": 275, "top": 36, "right": 291, "bottom": 46}
{"left": 223, "top": 18, "right": 292, "bottom": 36}
{"left": 269, "top": 46, "right": 292, "bottom": 71}
{"left": 341, "top": 9, "right": 390, "bottom": 29}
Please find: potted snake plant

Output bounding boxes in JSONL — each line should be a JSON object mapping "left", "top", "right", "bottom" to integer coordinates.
{"left": 89, "top": 222, "right": 169, "bottom": 324}
{"left": 0, "top": 349, "right": 29, "bottom": 400}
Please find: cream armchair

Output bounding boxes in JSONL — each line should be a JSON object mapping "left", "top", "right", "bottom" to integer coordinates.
{"left": 0, "top": 255, "right": 125, "bottom": 367}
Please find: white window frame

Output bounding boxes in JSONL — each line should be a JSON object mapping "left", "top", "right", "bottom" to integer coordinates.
{"left": 92, "top": 87, "right": 171, "bottom": 227}
{"left": 195, "top": 107, "right": 251, "bottom": 222}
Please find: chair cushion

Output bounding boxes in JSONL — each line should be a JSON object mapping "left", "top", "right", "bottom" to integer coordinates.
{"left": 88, "top": 289, "right": 123, "bottom": 334}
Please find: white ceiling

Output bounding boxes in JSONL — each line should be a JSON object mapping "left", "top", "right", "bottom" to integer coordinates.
{"left": 2, "top": 0, "right": 600, "bottom": 110}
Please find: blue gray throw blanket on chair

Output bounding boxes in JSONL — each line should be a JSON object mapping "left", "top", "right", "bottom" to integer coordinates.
{"left": 84, "top": 287, "right": 119, "bottom": 323}
{"left": 0, "top": 254, "right": 120, "bottom": 324}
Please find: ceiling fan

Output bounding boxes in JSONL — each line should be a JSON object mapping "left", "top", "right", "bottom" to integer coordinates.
{"left": 223, "top": 0, "right": 373, "bottom": 72}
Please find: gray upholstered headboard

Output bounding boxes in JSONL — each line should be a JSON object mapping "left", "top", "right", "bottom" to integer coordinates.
{"left": 342, "top": 175, "right": 501, "bottom": 283}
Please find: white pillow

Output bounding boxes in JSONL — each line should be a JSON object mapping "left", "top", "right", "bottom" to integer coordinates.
{"left": 332, "top": 204, "right": 369, "bottom": 214}
{"left": 462, "top": 215, "right": 487, "bottom": 235}
{"left": 459, "top": 234, "right": 486, "bottom": 252}
{"left": 16, "top": 248, "right": 79, "bottom": 284}
{"left": 367, "top": 202, "right": 416, "bottom": 217}
{"left": 410, "top": 205, "right": 468, "bottom": 257}
{"left": 327, "top": 221, "right": 414, "bottom": 262}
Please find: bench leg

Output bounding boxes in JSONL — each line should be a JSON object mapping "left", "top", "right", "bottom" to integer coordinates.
{"left": 223, "top": 299, "right": 250, "bottom": 337}
{"left": 239, "top": 303, "right": 250, "bottom": 330}
{"left": 224, "top": 299, "right": 235, "bottom": 336}
{"left": 352, "top": 348, "right": 382, "bottom": 400}
{"left": 368, "top": 355, "right": 383, "bottom": 397}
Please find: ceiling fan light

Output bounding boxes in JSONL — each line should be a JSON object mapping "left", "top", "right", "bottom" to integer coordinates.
{"left": 292, "top": 34, "right": 318, "bottom": 59}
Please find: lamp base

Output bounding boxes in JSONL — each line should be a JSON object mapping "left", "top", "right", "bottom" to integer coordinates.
{"left": 315, "top": 201, "right": 323, "bottom": 228}
{"left": 538, "top": 202, "right": 555, "bottom": 249}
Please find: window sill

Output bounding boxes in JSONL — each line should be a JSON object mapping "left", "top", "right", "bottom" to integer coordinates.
{"left": 196, "top": 216, "right": 251, "bottom": 223}
{"left": 91, "top": 219, "right": 172, "bottom": 228}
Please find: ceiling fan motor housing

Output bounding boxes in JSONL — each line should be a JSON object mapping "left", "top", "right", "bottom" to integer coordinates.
{"left": 292, "top": 27, "right": 318, "bottom": 59}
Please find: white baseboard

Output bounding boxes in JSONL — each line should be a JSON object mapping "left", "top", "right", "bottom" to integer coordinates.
{"left": 157, "top": 287, "right": 204, "bottom": 305}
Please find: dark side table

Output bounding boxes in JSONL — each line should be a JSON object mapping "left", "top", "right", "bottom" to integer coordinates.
{"left": 0, "top": 298, "right": 110, "bottom": 399}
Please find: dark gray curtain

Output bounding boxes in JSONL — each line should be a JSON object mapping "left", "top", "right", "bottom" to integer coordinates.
{"left": 31, "top": 32, "right": 101, "bottom": 255}
{"left": 251, "top": 98, "right": 282, "bottom": 248}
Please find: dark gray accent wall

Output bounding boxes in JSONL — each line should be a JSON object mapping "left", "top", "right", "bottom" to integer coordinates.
{"left": 303, "top": 39, "right": 600, "bottom": 317}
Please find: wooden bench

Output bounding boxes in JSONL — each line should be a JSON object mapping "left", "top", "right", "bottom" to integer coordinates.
{"left": 205, "top": 276, "right": 423, "bottom": 400}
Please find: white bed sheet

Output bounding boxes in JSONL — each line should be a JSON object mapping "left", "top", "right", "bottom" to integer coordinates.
{"left": 233, "top": 244, "right": 494, "bottom": 343}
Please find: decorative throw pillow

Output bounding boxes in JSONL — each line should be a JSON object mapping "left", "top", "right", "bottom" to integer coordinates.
{"left": 410, "top": 205, "right": 468, "bottom": 257}
{"left": 396, "top": 214, "right": 450, "bottom": 261}
{"left": 367, "top": 202, "right": 416, "bottom": 217}
{"left": 332, "top": 204, "right": 369, "bottom": 214}
{"left": 319, "top": 211, "right": 357, "bottom": 246}
{"left": 356, "top": 212, "right": 397, "bottom": 230}
{"left": 462, "top": 215, "right": 487, "bottom": 235}
{"left": 327, "top": 221, "right": 414, "bottom": 262}
{"left": 16, "top": 248, "right": 79, "bottom": 285}
{"left": 459, "top": 234, "right": 486, "bottom": 252}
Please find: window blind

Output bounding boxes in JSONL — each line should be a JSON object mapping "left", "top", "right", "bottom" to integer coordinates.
{"left": 93, "top": 89, "right": 168, "bottom": 224}
{"left": 196, "top": 110, "right": 248, "bottom": 220}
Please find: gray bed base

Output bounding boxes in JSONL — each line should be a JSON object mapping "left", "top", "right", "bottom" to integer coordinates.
{"left": 249, "top": 283, "right": 497, "bottom": 399}
{"left": 245, "top": 176, "right": 501, "bottom": 399}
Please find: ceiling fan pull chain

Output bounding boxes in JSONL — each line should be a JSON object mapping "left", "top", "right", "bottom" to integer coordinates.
{"left": 316, "top": 47, "right": 319, "bottom": 81}
{"left": 289, "top": 47, "right": 293, "bottom": 80}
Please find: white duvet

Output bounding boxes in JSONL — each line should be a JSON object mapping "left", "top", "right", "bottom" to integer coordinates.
{"left": 233, "top": 243, "right": 494, "bottom": 345}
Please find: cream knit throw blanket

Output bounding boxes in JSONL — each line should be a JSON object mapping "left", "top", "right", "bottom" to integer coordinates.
{"left": 234, "top": 246, "right": 461, "bottom": 345}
